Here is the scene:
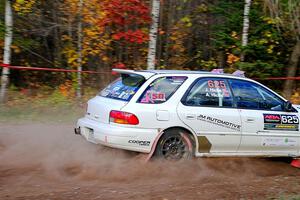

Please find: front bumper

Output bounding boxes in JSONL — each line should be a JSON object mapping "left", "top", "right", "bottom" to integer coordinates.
{"left": 76, "top": 117, "right": 159, "bottom": 153}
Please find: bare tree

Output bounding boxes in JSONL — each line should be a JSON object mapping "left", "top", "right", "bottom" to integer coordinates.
{"left": 240, "top": 0, "right": 252, "bottom": 62}
{"left": 0, "top": 0, "right": 13, "bottom": 103}
{"left": 147, "top": 0, "right": 160, "bottom": 70}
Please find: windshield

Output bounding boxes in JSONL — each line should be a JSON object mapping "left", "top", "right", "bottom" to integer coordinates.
{"left": 99, "top": 74, "right": 145, "bottom": 101}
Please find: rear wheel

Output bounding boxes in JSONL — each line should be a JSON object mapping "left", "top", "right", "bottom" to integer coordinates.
{"left": 155, "top": 129, "right": 194, "bottom": 160}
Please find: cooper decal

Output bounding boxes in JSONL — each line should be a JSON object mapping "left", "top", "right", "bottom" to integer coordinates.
{"left": 128, "top": 140, "right": 151, "bottom": 146}
{"left": 263, "top": 114, "right": 299, "bottom": 131}
{"left": 197, "top": 114, "right": 241, "bottom": 131}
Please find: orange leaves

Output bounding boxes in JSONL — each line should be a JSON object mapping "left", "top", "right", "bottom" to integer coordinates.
{"left": 226, "top": 53, "right": 240, "bottom": 65}
{"left": 59, "top": 80, "right": 74, "bottom": 97}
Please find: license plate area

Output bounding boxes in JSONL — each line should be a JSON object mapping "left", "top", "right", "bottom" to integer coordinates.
{"left": 87, "top": 128, "right": 94, "bottom": 140}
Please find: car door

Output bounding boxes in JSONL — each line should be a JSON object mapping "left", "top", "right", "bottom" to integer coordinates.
{"left": 229, "top": 79, "right": 300, "bottom": 155}
{"left": 177, "top": 77, "right": 242, "bottom": 154}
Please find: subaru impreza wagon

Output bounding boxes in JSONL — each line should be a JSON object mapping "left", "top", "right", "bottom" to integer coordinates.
{"left": 75, "top": 69, "right": 300, "bottom": 160}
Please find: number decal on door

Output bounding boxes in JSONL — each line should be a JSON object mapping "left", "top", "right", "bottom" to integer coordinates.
{"left": 281, "top": 115, "right": 299, "bottom": 124}
{"left": 263, "top": 114, "right": 299, "bottom": 131}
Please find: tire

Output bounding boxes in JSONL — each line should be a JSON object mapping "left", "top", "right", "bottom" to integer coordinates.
{"left": 154, "top": 129, "right": 194, "bottom": 160}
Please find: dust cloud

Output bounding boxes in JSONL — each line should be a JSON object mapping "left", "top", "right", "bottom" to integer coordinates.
{"left": 0, "top": 123, "right": 299, "bottom": 199}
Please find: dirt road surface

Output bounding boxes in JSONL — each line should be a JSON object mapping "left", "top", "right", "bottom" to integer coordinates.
{"left": 0, "top": 123, "right": 300, "bottom": 200}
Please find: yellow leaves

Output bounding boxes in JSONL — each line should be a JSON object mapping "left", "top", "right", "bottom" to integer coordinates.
{"left": 291, "top": 90, "right": 300, "bottom": 104}
{"left": 258, "top": 38, "right": 268, "bottom": 45}
{"left": 200, "top": 59, "right": 217, "bottom": 69}
{"left": 169, "top": 36, "right": 177, "bottom": 41}
{"left": 13, "top": 0, "right": 36, "bottom": 14}
{"left": 264, "top": 31, "right": 272, "bottom": 38}
{"left": 180, "top": 16, "right": 192, "bottom": 27}
{"left": 267, "top": 45, "right": 274, "bottom": 54}
{"left": 62, "top": 0, "right": 109, "bottom": 67}
{"left": 262, "top": 17, "right": 281, "bottom": 25}
{"left": 62, "top": 35, "right": 72, "bottom": 41}
{"left": 11, "top": 45, "right": 21, "bottom": 54}
{"left": 102, "top": 56, "right": 109, "bottom": 62}
{"left": 231, "top": 31, "right": 238, "bottom": 39}
{"left": 62, "top": 46, "right": 78, "bottom": 67}
{"left": 196, "top": 3, "right": 208, "bottom": 13}
{"left": 227, "top": 53, "right": 240, "bottom": 65}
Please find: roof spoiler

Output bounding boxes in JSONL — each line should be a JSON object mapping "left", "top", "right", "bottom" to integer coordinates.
{"left": 112, "top": 68, "right": 155, "bottom": 79}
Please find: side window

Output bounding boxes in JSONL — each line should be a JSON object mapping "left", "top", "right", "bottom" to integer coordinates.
{"left": 229, "top": 79, "right": 284, "bottom": 111}
{"left": 182, "top": 78, "right": 233, "bottom": 107}
{"left": 138, "top": 76, "right": 187, "bottom": 104}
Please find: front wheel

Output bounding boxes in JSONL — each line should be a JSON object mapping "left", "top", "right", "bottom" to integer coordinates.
{"left": 154, "top": 130, "right": 194, "bottom": 160}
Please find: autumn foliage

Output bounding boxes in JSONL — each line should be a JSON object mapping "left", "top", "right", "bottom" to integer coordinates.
{"left": 105, "top": 0, "right": 150, "bottom": 44}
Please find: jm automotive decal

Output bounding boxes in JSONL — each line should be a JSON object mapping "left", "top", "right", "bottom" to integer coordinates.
{"left": 197, "top": 114, "right": 241, "bottom": 131}
{"left": 263, "top": 114, "right": 299, "bottom": 131}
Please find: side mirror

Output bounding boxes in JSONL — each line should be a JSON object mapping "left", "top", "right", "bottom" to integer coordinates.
{"left": 284, "top": 101, "right": 293, "bottom": 112}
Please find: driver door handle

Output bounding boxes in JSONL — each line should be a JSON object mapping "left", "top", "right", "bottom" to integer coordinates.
{"left": 246, "top": 118, "right": 255, "bottom": 123}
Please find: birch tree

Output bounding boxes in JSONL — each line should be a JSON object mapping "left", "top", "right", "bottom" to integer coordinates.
{"left": 240, "top": 0, "right": 252, "bottom": 62}
{"left": 147, "top": 0, "right": 160, "bottom": 70}
{"left": 0, "top": 0, "right": 13, "bottom": 103}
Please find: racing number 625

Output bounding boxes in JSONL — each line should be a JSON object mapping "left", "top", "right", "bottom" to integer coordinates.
{"left": 281, "top": 115, "right": 299, "bottom": 124}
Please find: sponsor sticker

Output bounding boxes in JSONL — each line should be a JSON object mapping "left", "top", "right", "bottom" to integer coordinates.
{"left": 263, "top": 114, "right": 299, "bottom": 131}
{"left": 128, "top": 140, "right": 151, "bottom": 146}
{"left": 262, "top": 137, "right": 297, "bottom": 147}
{"left": 140, "top": 91, "right": 166, "bottom": 103}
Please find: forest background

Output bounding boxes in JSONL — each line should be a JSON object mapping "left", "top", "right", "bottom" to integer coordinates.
{"left": 0, "top": 0, "right": 300, "bottom": 108}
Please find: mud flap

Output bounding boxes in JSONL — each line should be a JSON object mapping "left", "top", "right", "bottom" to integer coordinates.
{"left": 145, "top": 130, "right": 164, "bottom": 162}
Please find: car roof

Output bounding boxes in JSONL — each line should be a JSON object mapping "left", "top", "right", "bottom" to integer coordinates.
{"left": 112, "top": 69, "right": 247, "bottom": 80}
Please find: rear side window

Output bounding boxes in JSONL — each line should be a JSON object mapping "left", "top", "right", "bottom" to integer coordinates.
{"left": 182, "top": 78, "right": 233, "bottom": 107}
{"left": 138, "top": 76, "right": 187, "bottom": 104}
{"left": 99, "top": 74, "right": 145, "bottom": 101}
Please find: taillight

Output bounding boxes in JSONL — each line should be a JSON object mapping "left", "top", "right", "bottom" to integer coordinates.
{"left": 109, "top": 110, "right": 139, "bottom": 125}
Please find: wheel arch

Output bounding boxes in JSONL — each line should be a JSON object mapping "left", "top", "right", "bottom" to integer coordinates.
{"left": 162, "top": 126, "right": 197, "bottom": 149}
{"left": 146, "top": 126, "right": 199, "bottom": 161}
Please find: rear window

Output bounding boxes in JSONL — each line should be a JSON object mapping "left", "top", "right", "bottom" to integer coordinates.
{"left": 99, "top": 74, "right": 145, "bottom": 101}
{"left": 138, "top": 76, "right": 187, "bottom": 104}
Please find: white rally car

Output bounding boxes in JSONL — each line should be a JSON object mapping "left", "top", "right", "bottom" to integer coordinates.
{"left": 75, "top": 69, "right": 300, "bottom": 160}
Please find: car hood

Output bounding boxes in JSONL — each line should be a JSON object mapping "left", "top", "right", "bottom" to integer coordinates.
{"left": 293, "top": 104, "right": 300, "bottom": 112}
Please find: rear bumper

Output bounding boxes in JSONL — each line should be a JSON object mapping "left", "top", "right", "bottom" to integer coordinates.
{"left": 76, "top": 117, "right": 159, "bottom": 153}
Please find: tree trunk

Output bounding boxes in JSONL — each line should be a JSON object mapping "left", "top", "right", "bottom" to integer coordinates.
{"left": 240, "top": 0, "right": 252, "bottom": 62}
{"left": 0, "top": 0, "right": 13, "bottom": 103}
{"left": 147, "top": 0, "right": 160, "bottom": 70}
{"left": 283, "top": 40, "right": 300, "bottom": 99}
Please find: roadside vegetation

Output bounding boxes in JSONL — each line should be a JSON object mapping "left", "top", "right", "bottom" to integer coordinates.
{"left": 0, "top": 85, "right": 97, "bottom": 122}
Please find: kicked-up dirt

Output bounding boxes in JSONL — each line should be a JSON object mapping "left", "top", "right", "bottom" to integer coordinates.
{"left": 0, "top": 123, "right": 300, "bottom": 200}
